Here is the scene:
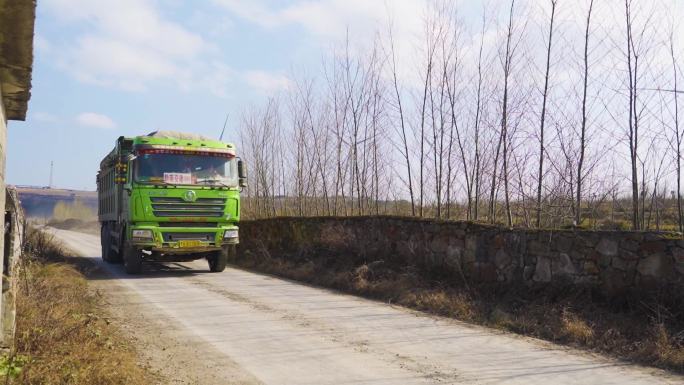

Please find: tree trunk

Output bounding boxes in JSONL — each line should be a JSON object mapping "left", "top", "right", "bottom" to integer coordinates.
{"left": 536, "top": 0, "right": 556, "bottom": 228}
{"left": 577, "top": 0, "right": 594, "bottom": 227}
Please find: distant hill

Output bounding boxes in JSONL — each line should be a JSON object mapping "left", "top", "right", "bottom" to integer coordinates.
{"left": 15, "top": 187, "right": 97, "bottom": 218}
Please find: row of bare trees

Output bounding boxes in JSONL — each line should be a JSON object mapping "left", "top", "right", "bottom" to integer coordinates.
{"left": 238, "top": 0, "right": 684, "bottom": 231}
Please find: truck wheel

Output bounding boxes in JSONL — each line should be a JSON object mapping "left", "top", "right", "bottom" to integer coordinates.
{"left": 208, "top": 246, "right": 232, "bottom": 272}
{"left": 108, "top": 233, "right": 123, "bottom": 264}
{"left": 109, "top": 247, "right": 123, "bottom": 264}
{"left": 123, "top": 243, "right": 143, "bottom": 274}
{"left": 100, "top": 225, "right": 111, "bottom": 263}
{"left": 101, "top": 224, "right": 123, "bottom": 264}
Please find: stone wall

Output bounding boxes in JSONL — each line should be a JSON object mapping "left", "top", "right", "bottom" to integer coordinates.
{"left": 238, "top": 216, "right": 684, "bottom": 297}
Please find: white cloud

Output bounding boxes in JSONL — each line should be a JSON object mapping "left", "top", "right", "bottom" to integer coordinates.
{"left": 41, "top": 0, "right": 230, "bottom": 94}
{"left": 213, "top": 0, "right": 424, "bottom": 45}
{"left": 244, "top": 70, "right": 292, "bottom": 93}
{"left": 214, "top": 0, "right": 426, "bottom": 88}
{"left": 76, "top": 112, "right": 116, "bottom": 129}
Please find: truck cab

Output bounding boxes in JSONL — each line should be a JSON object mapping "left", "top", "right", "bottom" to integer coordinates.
{"left": 97, "top": 131, "right": 247, "bottom": 274}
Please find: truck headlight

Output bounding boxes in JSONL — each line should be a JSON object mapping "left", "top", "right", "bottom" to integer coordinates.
{"left": 132, "top": 229, "right": 153, "bottom": 240}
{"left": 223, "top": 229, "right": 238, "bottom": 239}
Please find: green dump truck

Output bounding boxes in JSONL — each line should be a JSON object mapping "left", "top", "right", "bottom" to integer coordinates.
{"left": 97, "top": 131, "right": 247, "bottom": 274}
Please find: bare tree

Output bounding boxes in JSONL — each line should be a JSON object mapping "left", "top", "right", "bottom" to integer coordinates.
{"left": 623, "top": 0, "right": 646, "bottom": 230}
{"left": 490, "top": 0, "right": 518, "bottom": 226}
{"left": 472, "top": 8, "right": 489, "bottom": 222}
{"left": 535, "top": 0, "right": 557, "bottom": 228}
{"left": 670, "top": 30, "right": 683, "bottom": 231}
{"left": 576, "top": 0, "right": 595, "bottom": 227}
{"left": 240, "top": 98, "right": 281, "bottom": 218}
{"left": 233, "top": 0, "right": 684, "bottom": 231}
{"left": 387, "top": 21, "right": 416, "bottom": 216}
{"left": 418, "top": 10, "right": 440, "bottom": 217}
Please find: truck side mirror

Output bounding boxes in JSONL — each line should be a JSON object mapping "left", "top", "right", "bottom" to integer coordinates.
{"left": 237, "top": 160, "right": 247, "bottom": 188}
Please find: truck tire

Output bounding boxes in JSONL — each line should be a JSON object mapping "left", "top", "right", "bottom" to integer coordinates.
{"left": 100, "top": 225, "right": 111, "bottom": 263}
{"left": 123, "top": 243, "right": 143, "bottom": 274}
{"left": 208, "top": 245, "right": 232, "bottom": 272}
{"left": 101, "top": 224, "right": 122, "bottom": 264}
{"left": 108, "top": 231, "right": 123, "bottom": 264}
{"left": 109, "top": 247, "right": 123, "bottom": 264}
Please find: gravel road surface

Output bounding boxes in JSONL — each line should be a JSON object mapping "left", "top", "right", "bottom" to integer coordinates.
{"left": 49, "top": 228, "right": 683, "bottom": 385}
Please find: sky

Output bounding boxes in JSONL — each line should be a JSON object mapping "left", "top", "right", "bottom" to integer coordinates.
{"left": 7, "top": 0, "right": 682, "bottom": 191}
{"left": 7, "top": 0, "right": 436, "bottom": 190}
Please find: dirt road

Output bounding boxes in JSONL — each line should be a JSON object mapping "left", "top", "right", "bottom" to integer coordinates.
{"left": 49, "top": 228, "right": 682, "bottom": 385}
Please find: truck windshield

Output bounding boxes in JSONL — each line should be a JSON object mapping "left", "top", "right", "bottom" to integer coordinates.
{"left": 134, "top": 153, "right": 238, "bottom": 187}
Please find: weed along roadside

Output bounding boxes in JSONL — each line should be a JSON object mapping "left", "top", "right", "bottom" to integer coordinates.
{"left": 4, "top": 228, "right": 152, "bottom": 384}
{"left": 234, "top": 216, "right": 684, "bottom": 373}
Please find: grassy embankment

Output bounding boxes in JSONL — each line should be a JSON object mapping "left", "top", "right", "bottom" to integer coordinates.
{"left": 2, "top": 228, "right": 151, "bottom": 384}
{"left": 236, "top": 244, "right": 684, "bottom": 373}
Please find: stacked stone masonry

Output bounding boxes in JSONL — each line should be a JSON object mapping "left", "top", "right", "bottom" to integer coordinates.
{"left": 238, "top": 216, "right": 684, "bottom": 297}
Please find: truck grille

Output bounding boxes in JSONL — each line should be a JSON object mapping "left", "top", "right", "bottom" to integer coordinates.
{"left": 162, "top": 232, "right": 216, "bottom": 242}
{"left": 158, "top": 222, "right": 218, "bottom": 228}
{"left": 151, "top": 197, "right": 226, "bottom": 218}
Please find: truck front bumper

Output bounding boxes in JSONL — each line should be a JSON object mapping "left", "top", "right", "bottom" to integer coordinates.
{"left": 129, "top": 224, "right": 239, "bottom": 251}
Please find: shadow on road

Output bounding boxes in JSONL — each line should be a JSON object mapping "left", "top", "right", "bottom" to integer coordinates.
{"left": 56, "top": 253, "right": 213, "bottom": 281}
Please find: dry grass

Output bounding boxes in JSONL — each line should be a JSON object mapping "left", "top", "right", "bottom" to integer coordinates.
{"left": 401, "top": 290, "right": 476, "bottom": 320}
{"left": 234, "top": 249, "right": 684, "bottom": 373}
{"left": 653, "top": 324, "right": 684, "bottom": 368}
{"left": 561, "top": 309, "right": 594, "bottom": 344}
{"left": 6, "top": 229, "right": 151, "bottom": 384}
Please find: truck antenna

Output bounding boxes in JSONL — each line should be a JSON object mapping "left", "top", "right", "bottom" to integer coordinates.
{"left": 219, "top": 114, "right": 229, "bottom": 141}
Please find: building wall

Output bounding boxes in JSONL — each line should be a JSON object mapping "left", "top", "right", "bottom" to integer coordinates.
{"left": 2, "top": 188, "right": 23, "bottom": 346}
{"left": 237, "top": 217, "right": 684, "bottom": 299}
{"left": 0, "top": 86, "right": 7, "bottom": 347}
{"left": 0, "top": 84, "right": 6, "bottom": 257}
{"left": 0, "top": 0, "right": 35, "bottom": 350}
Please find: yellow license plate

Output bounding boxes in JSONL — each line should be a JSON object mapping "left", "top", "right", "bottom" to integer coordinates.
{"left": 178, "top": 240, "right": 203, "bottom": 248}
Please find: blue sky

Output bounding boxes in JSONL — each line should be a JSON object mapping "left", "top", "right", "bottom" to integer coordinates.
{"left": 9, "top": 0, "right": 430, "bottom": 190}
{"left": 10, "top": 0, "right": 677, "bottom": 191}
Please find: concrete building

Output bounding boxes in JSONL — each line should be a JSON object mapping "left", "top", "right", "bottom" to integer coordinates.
{"left": 0, "top": 0, "right": 36, "bottom": 346}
